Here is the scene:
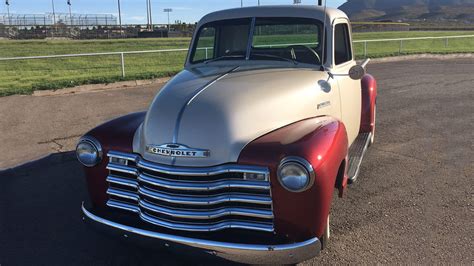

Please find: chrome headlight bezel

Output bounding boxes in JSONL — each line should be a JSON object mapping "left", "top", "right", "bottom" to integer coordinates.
{"left": 76, "top": 136, "right": 103, "bottom": 167}
{"left": 277, "top": 156, "right": 315, "bottom": 193}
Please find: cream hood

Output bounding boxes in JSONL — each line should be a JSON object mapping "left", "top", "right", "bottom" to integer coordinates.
{"left": 134, "top": 64, "right": 334, "bottom": 167}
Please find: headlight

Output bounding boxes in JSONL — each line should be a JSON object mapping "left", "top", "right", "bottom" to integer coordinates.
{"left": 277, "top": 157, "right": 315, "bottom": 192}
{"left": 76, "top": 137, "right": 103, "bottom": 167}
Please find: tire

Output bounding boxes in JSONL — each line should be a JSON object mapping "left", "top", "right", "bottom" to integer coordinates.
{"left": 320, "top": 215, "right": 330, "bottom": 250}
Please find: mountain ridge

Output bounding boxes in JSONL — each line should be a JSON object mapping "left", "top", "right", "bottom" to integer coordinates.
{"left": 339, "top": 0, "right": 474, "bottom": 22}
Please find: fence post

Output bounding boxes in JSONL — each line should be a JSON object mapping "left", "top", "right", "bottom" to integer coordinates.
{"left": 399, "top": 40, "right": 403, "bottom": 55}
{"left": 205, "top": 48, "right": 208, "bottom": 59}
{"left": 445, "top": 37, "right": 449, "bottom": 48}
{"left": 364, "top": 41, "right": 367, "bottom": 58}
{"left": 120, "top": 53, "right": 125, "bottom": 78}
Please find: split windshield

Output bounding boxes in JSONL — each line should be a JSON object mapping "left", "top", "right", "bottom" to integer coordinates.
{"left": 191, "top": 17, "right": 323, "bottom": 65}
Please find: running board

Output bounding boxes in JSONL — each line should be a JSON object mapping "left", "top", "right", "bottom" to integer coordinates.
{"left": 347, "top": 132, "right": 372, "bottom": 183}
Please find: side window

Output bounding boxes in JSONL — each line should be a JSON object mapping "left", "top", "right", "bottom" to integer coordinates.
{"left": 334, "top": 23, "right": 352, "bottom": 65}
{"left": 192, "top": 27, "right": 216, "bottom": 63}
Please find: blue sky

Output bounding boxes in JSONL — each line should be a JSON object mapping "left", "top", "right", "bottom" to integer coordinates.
{"left": 1, "top": 0, "right": 347, "bottom": 24}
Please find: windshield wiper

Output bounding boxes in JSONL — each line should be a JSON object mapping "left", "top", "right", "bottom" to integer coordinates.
{"left": 204, "top": 55, "right": 245, "bottom": 64}
{"left": 250, "top": 53, "right": 298, "bottom": 65}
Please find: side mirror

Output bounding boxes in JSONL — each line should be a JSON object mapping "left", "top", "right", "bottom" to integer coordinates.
{"left": 349, "top": 58, "right": 370, "bottom": 80}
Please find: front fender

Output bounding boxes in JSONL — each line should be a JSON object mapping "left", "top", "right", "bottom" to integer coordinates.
{"left": 81, "top": 112, "right": 146, "bottom": 208}
{"left": 238, "top": 116, "right": 348, "bottom": 241}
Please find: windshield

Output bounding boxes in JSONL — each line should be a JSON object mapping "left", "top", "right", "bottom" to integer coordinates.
{"left": 190, "top": 17, "right": 323, "bottom": 65}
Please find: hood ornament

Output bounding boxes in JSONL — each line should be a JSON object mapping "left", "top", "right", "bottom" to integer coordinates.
{"left": 146, "top": 143, "right": 210, "bottom": 158}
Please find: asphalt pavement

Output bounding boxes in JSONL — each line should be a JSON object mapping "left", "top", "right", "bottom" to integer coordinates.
{"left": 0, "top": 58, "right": 473, "bottom": 265}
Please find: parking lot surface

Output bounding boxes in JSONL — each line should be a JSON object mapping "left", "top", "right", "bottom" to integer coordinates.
{"left": 0, "top": 58, "right": 473, "bottom": 265}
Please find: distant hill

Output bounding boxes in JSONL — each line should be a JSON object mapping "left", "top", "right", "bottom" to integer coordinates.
{"left": 339, "top": 0, "right": 474, "bottom": 22}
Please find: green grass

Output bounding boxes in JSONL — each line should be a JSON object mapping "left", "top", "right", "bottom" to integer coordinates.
{"left": 0, "top": 31, "right": 473, "bottom": 97}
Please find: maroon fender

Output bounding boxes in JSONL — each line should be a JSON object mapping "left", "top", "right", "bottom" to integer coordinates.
{"left": 360, "top": 74, "right": 377, "bottom": 133}
{"left": 82, "top": 112, "right": 146, "bottom": 208}
{"left": 238, "top": 116, "right": 348, "bottom": 242}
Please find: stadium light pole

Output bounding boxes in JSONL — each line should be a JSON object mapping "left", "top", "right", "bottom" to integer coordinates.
{"left": 67, "top": 0, "right": 73, "bottom": 26}
{"left": 5, "top": 0, "right": 11, "bottom": 26}
{"left": 241, "top": 0, "right": 243, "bottom": 7}
{"left": 51, "top": 0, "right": 56, "bottom": 25}
{"left": 146, "top": 0, "right": 150, "bottom": 29}
{"left": 163, "top": 8, "right": 172, "bottom": 32}
{"left": 148, "top": 0, "right": 153, "bottom": 30}
{"left": 117, "top": 0, "right": 123, "bottom": 37}
{"left": 258, "top": 0, "right": 260, "bottom": 6}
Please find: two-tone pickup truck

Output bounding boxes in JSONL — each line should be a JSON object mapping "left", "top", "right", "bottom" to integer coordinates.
{"left": 77, "top": 5, "right": 377, "bottom": 264}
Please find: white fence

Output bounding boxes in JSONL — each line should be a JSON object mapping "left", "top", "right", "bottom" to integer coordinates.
{"left": 353, "top": 35, "right": 474, "bottom": 57}
{"left": 0, "top": 35, "right": 473, "bottom": 78}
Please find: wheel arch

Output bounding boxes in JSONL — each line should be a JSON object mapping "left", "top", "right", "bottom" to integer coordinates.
{"left": 238, "top": 116, "right": 349, "bottom": 241}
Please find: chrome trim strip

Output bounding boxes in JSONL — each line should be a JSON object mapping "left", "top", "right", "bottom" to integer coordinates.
{"left": 139, "top": 212, "right": 274, "bottom": 232}
{"left": 107, "top": 151, "right": 139, "bottom": 162}
{"left": 107, "top": 188, "right": 140, "bottom": 202}
{"left": 171, "top": 66, "right": 240, "bottom": 166}
{"left": 107, "top": 176, "right": 139, "bottom": 189}
{"left": 138, "top": 159, "right": 269, "bottom": 178}
{"left": 82, "top": 202, "right": 321, "bottom": 265}
{"left": 139, "top": 173, "right": 270, "bottom": 192}
{"left": 139, "top": 199, "right": 274, "bottom": 220}
{"left": 139, "top": 186, "right": 272, "bottom": 206}
{"left": 106, "top": 163, "right": 138, "bottom": 176}
{"left": 106, "top": 200, "right": 140, "bottom": 213}
{"left": 108, "top": 151, "right": 270, "bottom": 180}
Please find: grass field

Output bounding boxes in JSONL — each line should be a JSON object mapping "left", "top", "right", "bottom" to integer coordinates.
{"left": 0, "top": 31, "right": 473, "bottom": 96}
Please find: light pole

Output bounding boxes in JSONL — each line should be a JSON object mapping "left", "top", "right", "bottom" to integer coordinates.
{"left": 241, "top": 0, "right": 243, "bottom": 7}
{"left": 51, "top": 0, "right": 56, "bottom": 25}
{"left": 146, "top": 0, "right": 149, "bottom": 30}
{"left": 5, "top": 0, "right": 11, "bottom": 26}
{"left": 163, "top": 8, "right": 172, "bottom": 33}
{"left": 67, "top": 0, "right": 73, "bottom": 26}
{"left": 117, "top": 0, "right": 123, "bottom": 37}
{"left": 258, "top": 0, "right": 260, "bottom": 6}
{"left": 148, "top": 0, "right": 153, "bottom": 30}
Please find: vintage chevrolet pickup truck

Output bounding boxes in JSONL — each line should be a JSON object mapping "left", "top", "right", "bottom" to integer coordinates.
{"left": 77, "top": 5, "right": 377, "bottom": 264}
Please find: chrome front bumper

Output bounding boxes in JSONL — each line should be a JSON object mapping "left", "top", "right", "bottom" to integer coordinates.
{"left": 82, "top": 203, "right": 321, "bottom": 264}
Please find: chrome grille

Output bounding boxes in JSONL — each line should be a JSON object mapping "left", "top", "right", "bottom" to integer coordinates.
{"left": 105, "top": 151, "right": 274, "bottom": 233}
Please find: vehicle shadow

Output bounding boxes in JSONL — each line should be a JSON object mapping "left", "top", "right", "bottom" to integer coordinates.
{"left": 0, "top": 152, "right": 237, "bottom": 266}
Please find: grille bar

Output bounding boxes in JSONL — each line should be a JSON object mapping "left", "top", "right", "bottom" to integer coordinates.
{"left": 107, "top": 188, "right": 139, "bottom": 202}
{"left": 139, "top": 186, "right": 272, "bottom": 206}
{"left": 107, "top": 199, "right": 140, "bottom": 213}
{"left": 105, "top": 151, "right": 274, "bottom": 233}
{"left": 107, "top": 176, "right": 138, "bottom": 189}
{"left": 139, "top": 173, "right": 270, "bottom": 192}
{"left": 140, "top": 212, "right": 274, "bottom": 232}
{"left": 139, "top": 200, "right": 274, "bottom": 220}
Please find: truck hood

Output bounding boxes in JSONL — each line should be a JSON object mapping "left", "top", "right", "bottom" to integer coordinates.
{"left": 134, "top": 65, "right": 331, "bottom": 167}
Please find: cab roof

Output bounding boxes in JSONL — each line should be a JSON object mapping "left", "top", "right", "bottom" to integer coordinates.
{"left": 197, "top": 5, "right": 349, "bottom": 27}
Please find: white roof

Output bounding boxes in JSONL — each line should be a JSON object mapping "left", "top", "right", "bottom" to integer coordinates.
{"left": 197, "top": 5, "right": 348, "bottom": 26}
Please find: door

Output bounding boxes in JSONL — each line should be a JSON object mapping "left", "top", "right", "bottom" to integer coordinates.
{"left": 332, "top": 21, "right": 361, "bottom": 145}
